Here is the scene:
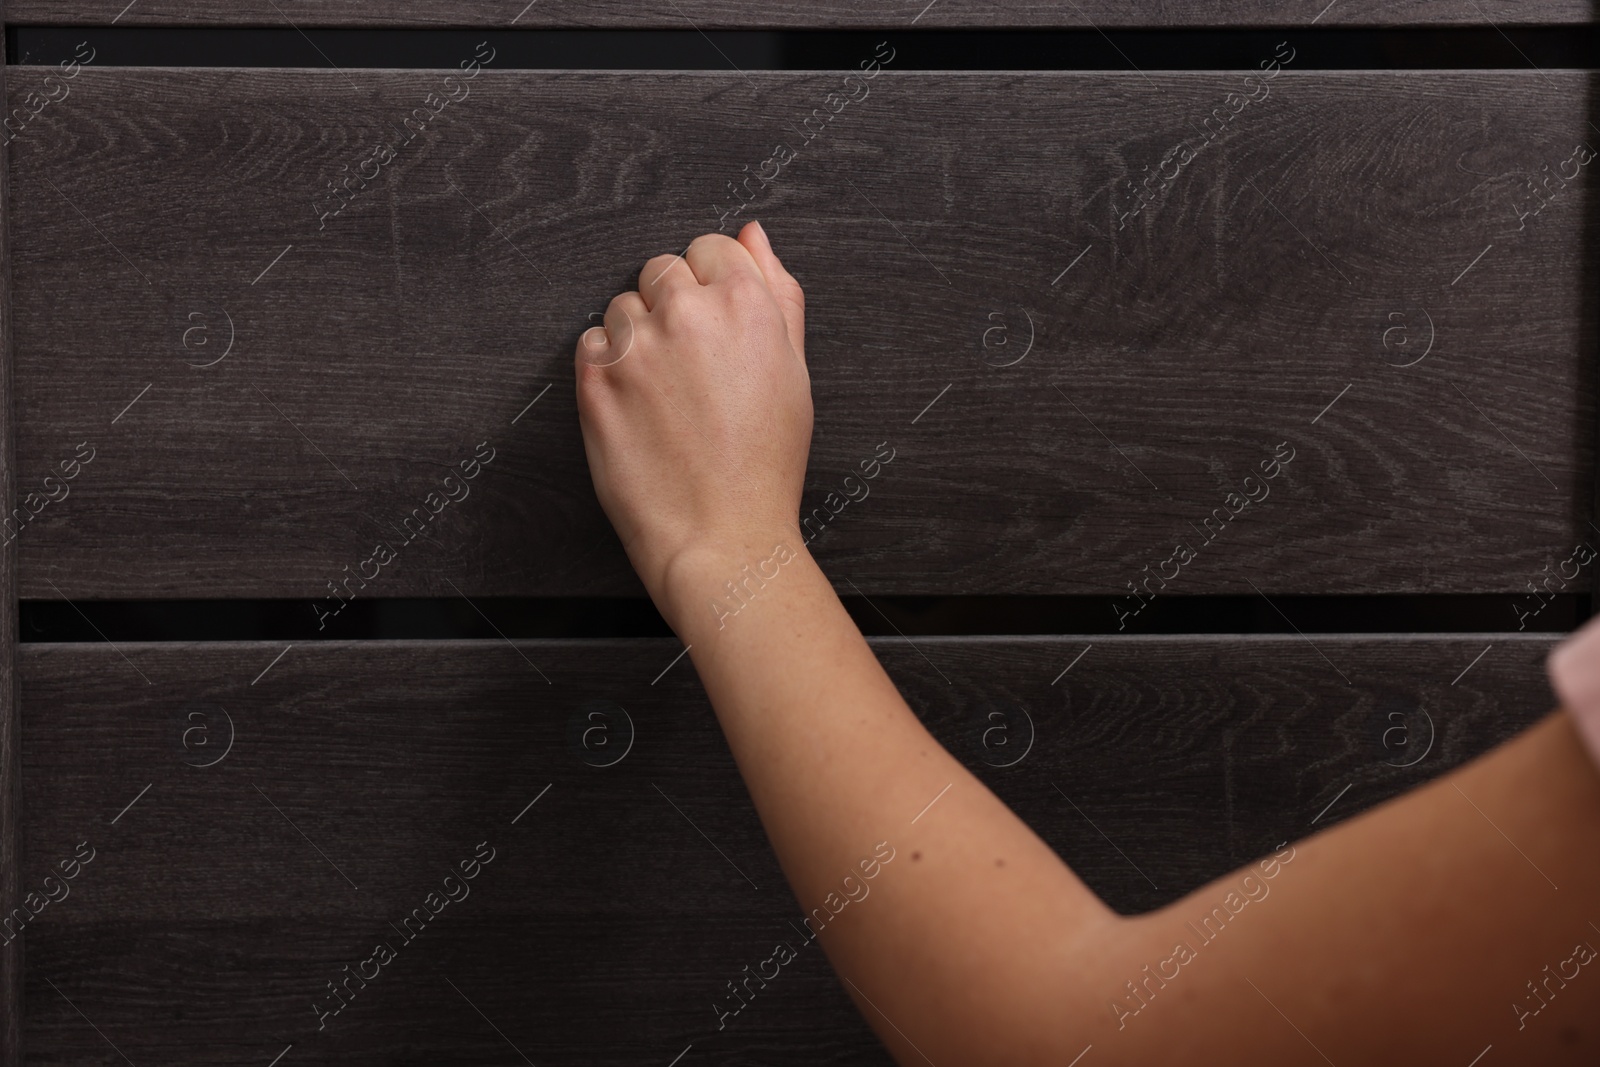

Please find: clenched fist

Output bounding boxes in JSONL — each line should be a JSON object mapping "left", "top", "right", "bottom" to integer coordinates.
{"left": 574, "top": 222, "right": 813, "bottom": 626}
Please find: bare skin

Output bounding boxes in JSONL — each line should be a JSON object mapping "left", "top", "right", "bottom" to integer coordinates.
{"left": 574, "top": 222, "right": 1600, "bottom": 1065}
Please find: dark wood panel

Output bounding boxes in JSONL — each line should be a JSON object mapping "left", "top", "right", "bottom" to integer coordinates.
{"left": 17, "top": 634, "right": 1559, "bottom": 1064}
{"left": 6, "top": 0, "right": 1592, "bottom": 27}
{"left": 6, "top": 70, "right": 1595, "bottom": 599}
{"left": 28, "top": 917, "right": 891, "bottom": 1067}
{"left": 0, "top": 8, "right": 22, "bottom": 1066}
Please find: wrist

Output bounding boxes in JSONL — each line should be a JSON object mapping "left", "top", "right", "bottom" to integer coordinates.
{"left": 655, "top": 527, "right": 813, "bottom": 637}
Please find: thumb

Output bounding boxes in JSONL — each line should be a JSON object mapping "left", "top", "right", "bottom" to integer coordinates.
{"left": 738, "top": 220, "right": 806, "bottom": 364}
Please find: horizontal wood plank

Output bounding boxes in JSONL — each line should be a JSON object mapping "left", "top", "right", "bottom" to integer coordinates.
{"left": 6, "top": 0, "right": 1592, "bottom": 27}
{"left": 6, "top": 69, "right": 1595, "bottom": 599}
{"left": 16, "top": 634, "right": 1560, "bottom": 1064}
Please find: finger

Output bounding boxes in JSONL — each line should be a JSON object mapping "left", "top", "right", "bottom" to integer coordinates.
{"left": 737, "top": 220, "right": 806, "bottom": 363}
{"left": 684, "top": 231, "right": 762, "bottom": 286}
{"left": 581, "top": 292, "right": 646, "bottom": 368}
{"left": 638, "top": 250, "right": 697, "bottom": 311}
{"left": 575, "top": 320, "right": 611, "bottom": 369}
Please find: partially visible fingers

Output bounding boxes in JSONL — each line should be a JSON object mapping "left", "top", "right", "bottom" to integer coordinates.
{"left": 684, "top": 232, "right": 762, "bottom": 286}
{"left": 576, "top": 321, "right": 610, "bottom": 367}
{"left": 579, "top": 292, "right": 646, "bottom": 368}
{"left": 603, "top": 292, "right": 646, "bottom": 365}
{"left": 639, "top": 250, "right": 696, "bottom": 311}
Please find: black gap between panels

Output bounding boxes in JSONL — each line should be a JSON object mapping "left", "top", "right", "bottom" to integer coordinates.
{"left": 18, "top": 595, "right": 1588, "bottom": 643}
{"left": 8, "top": 27, "right": 1599, "bottom": 70}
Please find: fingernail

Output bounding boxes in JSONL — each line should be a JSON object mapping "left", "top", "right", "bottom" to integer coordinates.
{"left": 750, "top": 219, "right": 767, "bottom": 241}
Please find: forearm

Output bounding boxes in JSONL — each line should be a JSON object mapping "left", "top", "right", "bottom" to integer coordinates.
{"left": 665, "top": 533, "right": 937, "bottom": 856}
{"left": 661, "top": 534, "right": 1115, "bottom": 1063}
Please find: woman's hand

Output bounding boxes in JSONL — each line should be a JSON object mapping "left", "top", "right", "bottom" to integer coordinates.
{"left": 574, "top": 222, "right": 812, "bottom": 624}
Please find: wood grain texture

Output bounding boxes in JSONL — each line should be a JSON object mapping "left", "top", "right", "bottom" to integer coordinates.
{"left": 0, "top": 8, "right": 22, "bottom": 1066}
{"left": 5, "top": 0, "right": 1593, "bottom": 28}
{"left": 6, "top": 69, "right": 1595, "bottom": 600}
{"left": 17, "top": 634, "right": 1559, "bottom": 1064}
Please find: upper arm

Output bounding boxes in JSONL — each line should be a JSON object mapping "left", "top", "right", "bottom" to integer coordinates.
{"left": 1035, "top": 711, "right": 1600, "bottom": 1066}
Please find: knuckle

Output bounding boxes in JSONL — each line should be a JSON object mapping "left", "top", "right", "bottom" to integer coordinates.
{"left": 643, "top": 254, "right": 683, "bottom": 282}
{"left": 652, "top": 289, "right": 701, "bottom": 330}
{"left": 690, "top": 232, "right": 738, "bottom": 252}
